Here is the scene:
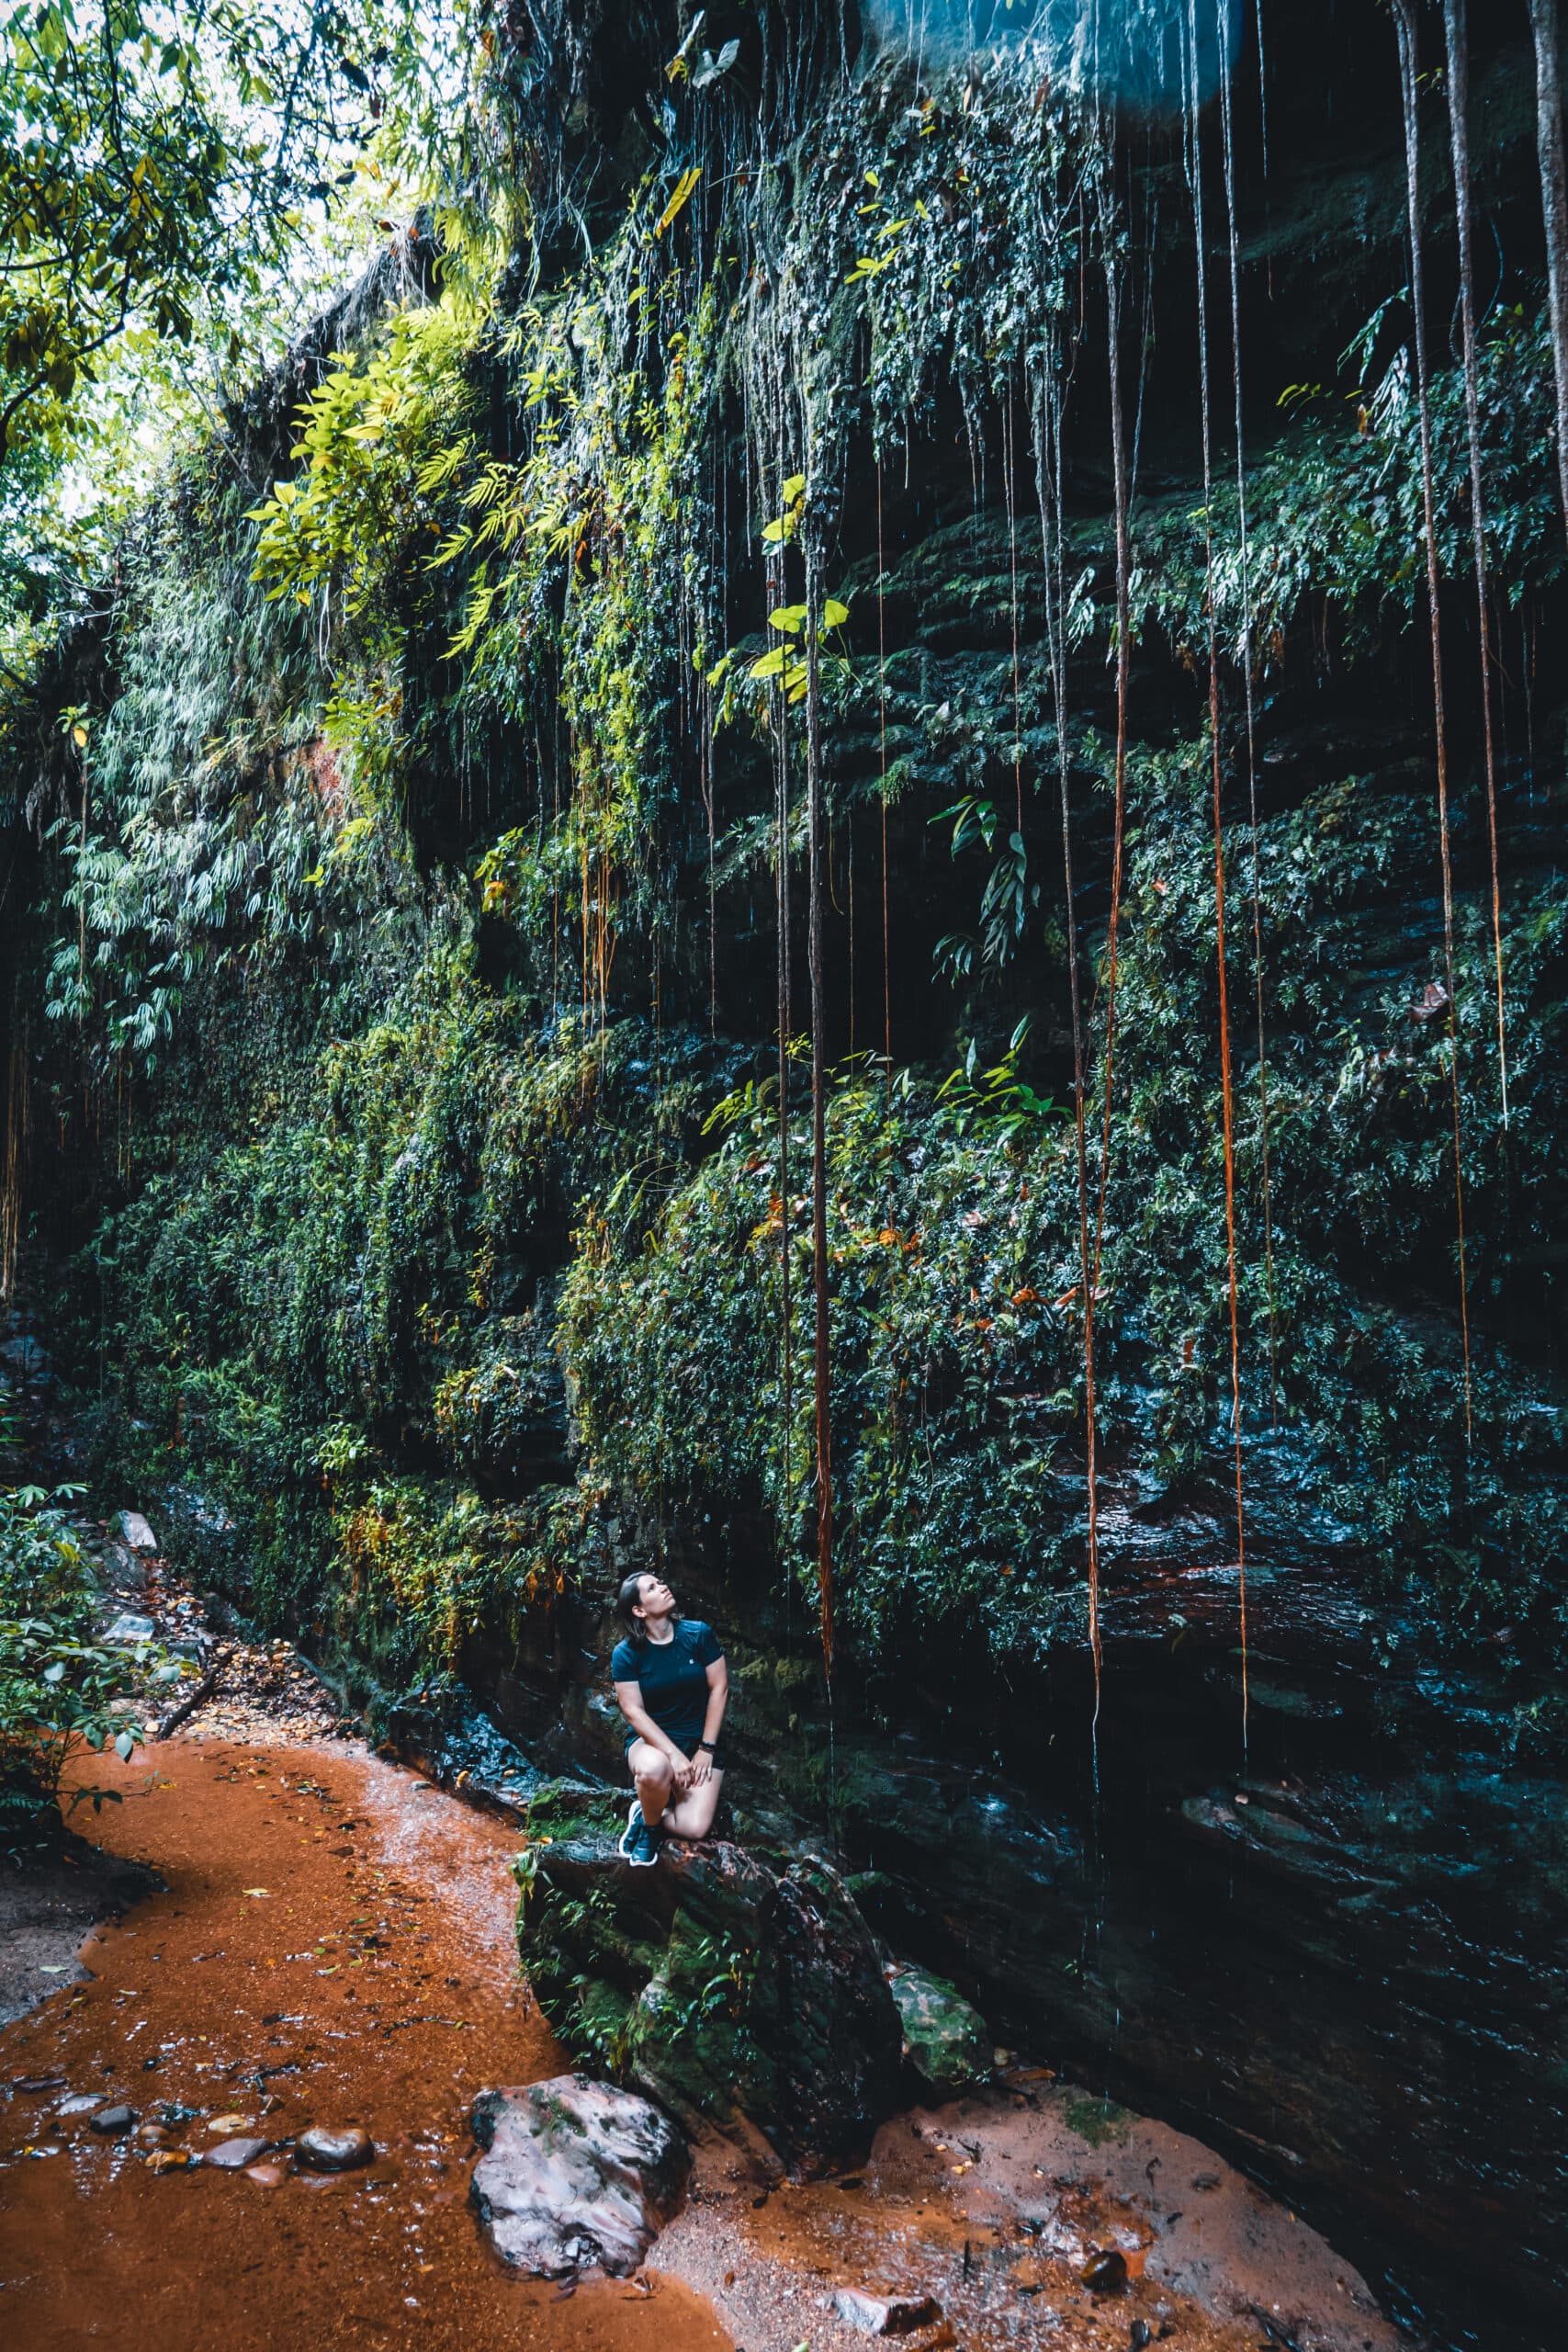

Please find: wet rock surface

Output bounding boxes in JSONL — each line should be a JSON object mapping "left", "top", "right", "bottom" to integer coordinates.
{"left": 295, "top": 2123, "right": 374, "bottom": 2171}
{"left": 0, "top": 1815, "right": 161, "bottom": 2027}
{"left": 513, "top": 1781, "right": 903, "bottom": 2174}
{"left": 468, "top": 2073, "right": 689, "bottom": 2277}
{"left": 461, "top": 1518, "right": 1555, "bottom": 2351}
{"left": 202, "top": 2134, "right": 271, "bottom": 2169}
{"left": 886, "top": 1964, "right": 992, "bottom": 2100}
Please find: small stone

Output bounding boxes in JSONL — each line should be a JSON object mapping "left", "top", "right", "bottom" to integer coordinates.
{"left": 135, "top": 2122, "right": 169, "bottom": 2147}
{"left": 58, "top": 2094, "right": 102, "bottom": 2116}
{"left": 245, "top": 2163, "right": 288, "bottom": 2188}
{"left": 1081, "top": 2248, "right": 1128, "bottom": 2294}
{"left": 203, "top": 2137, "right": 271, "bottom": 2169}
{"left": 10, "top": 2075, "right": 66, "bottom": 2095}
{"left": 297, "top": 2124, "right": 374, "bottom": 2172}
{"left": 105, "top": 1613, "right": 156, "bottom": 1645}
{"left": 830, "top": 2288, "right": 942, "bottom": 2336}
{"left": 112, "top": 1510, "right": 160, "bottom": 1553}
{"left": 146, "top": 2150, "right": 197, "bottom": 2174}
{"left": 89, "top": 2106, "right": 137, "bottom": 2136}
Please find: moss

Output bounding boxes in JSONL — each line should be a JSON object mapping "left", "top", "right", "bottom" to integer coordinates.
{"left": 1059, "top": 2093, "right": 1134, "bottom": 2149}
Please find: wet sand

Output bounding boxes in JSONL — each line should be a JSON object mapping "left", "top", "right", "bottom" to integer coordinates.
{"left": 0, "top": 1737, "right": 728, "bottom": 2351}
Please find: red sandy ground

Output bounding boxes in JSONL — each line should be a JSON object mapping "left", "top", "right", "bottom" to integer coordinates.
{"left": 0, "top": 1738, "right": 728, "bottom": 2351}
{"left": 0, "top": 1733, "right": 1405, "bottom": 2352}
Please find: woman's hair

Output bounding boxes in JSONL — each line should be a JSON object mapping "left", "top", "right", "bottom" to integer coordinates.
{"left": 616, "top": 1570, "right": 681, "bottom": 1646}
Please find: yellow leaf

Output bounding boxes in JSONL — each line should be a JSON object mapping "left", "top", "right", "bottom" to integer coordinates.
{"left": 656, "top": 166, "right": 701, "bottom": 236}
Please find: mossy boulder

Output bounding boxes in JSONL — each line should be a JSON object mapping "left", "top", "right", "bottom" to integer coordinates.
{"left": 512, "top": 1781, "right": 901, "bottom": 2174}
{"left": 887, "top": 1962, "right": 993, "bottom": 2098}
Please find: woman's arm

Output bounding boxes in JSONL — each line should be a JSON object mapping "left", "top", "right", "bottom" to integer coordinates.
{"left": 614, "top": 1680, "right": 694, "bottom": 1784}
{"left": 687, "top": 1657, "right": 729, "bottom": 1787}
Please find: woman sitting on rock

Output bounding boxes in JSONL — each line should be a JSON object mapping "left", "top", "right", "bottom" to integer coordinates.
{"left": 612, "top": 1571, "right": 728, "bottom": 1868}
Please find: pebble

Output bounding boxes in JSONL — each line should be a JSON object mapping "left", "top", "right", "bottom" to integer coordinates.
{"left": 296, "top": 2125, "right": 374, "bottom": 2172}
{"left": 245, "top": 2163, "right": 288, "bottom": 2188}
{"left": 146, "top": 2150, "right": 197, "bottom": 2174}
{"left": 829, "top": 2287, "right": 942, "bottom": 2336}
{"left": 104, "top": 1613, "right": 157, "bottom": 1645}
{"left": 203, "top": 2137, "right": 271, "bottom": 2170}
{"left": 10, "top": 2075, "right": 65, "bottom": 2095}
{"left": 58, "top": 2094, "right": 103, "bottom": 2117}
{"left": 89, "top": 2106, "right": 137, "bottom": 2136}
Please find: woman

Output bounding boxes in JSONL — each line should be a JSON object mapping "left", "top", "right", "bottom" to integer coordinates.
{"left": 611, "top": 1571, "right": 728, "bottom": 1868}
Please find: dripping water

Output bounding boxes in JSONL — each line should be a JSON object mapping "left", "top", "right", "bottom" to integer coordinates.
{"left": 1393, "top": 0, "right": 1474, "bottom": 1440}
{"left": 1442, "top": 0, "right": 1510, "bottom": 1125}
{"left": 1217, "top": 0, "right": 1280, "bottom": 1426}
{"left": 1186, "top": 0, "right": 1249, "bottom": 1756}
{"left": 1527, "top": 0, "right": 1568, "bottom": 537}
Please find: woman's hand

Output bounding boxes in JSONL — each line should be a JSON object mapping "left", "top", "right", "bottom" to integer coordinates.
{"left": 687, "top": 1747, "right": 713, "bottom": 1788}
{"left": 668, "top": 1751, "right": 695, "bottom": 1792}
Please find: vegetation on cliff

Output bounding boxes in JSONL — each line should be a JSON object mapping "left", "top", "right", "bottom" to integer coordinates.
{"left": 2, "top": 0, "right": 1564, "bottom": 1747}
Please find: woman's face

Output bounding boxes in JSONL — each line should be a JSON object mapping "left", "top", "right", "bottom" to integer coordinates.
{"left": 636, "top": 1574, "right": 675, "bottom": 1620}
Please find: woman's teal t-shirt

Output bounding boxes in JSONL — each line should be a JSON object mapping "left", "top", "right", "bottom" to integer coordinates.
{"left": 611, "top": 1619, "right": 723, "bottom": 1753}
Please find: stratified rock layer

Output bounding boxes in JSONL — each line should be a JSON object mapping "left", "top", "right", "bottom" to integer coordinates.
{"left": 512, "top": 1782, "right": 902, "bottom": 2174}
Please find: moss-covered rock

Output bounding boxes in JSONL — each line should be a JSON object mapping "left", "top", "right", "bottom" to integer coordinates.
{"left": 887, "top": 1962, "right": 993, "bottom": 2098}
{"left": 512, "top": 1781, "right": 901, "bottom": 2174}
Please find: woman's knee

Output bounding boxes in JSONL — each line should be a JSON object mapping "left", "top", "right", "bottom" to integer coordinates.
{"left": 633, "top": 1748, "right": 671, "bottom": 1787}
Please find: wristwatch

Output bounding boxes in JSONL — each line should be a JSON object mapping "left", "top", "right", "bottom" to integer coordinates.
{"left": 696, "top": 1738, "right": 716, "bottom": 1752}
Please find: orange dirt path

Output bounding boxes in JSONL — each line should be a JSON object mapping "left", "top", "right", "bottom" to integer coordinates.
{"left": 0, "top": 1737, "right": 730, "bottom": 2352}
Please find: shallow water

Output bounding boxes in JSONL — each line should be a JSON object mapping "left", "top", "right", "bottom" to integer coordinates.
{"left": 0, "top": 1736, "right": 730, "bottom": 2351}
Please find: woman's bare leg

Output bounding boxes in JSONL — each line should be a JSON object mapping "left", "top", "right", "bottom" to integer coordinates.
{"left": 662, "top": 1770, "right": 723, "bottom": 1842}
{"left": 627, "top": 1740, "right": 673, "bottom": 1829}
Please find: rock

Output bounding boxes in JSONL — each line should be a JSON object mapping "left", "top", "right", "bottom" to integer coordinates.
{"left": 58, "top": 2094, "right": 102, "bottom": 2116}
{"left": 1081, "top": 2248, "right": 1128, "bottom": 2294}
{"left": 9, "top": 2075, "right": 65, "bottom": 2094}
{"left": 829, "top": 2287, "right": 943, "bottom": 2336}
{"left": 296, "top": 2124, "right": 374, "bottom": 2171}
{"left": 103, "top": 1541, "right": 146, "bottom": 1589}
{"left": 468, "top": 2074, "right": 689, "bottom": 2278}
{"left": 89, "top": 2106, "right": 136, "bottom": 2135}
{"left": 146, "top": 2149, "right": 197, "bottom": 2173}
{"left": 134, "top": 2121, "right": 168, "bottom": 2145}
{"left": 886, "top": 1964, "right": 992, "bottom": 2098}
{"left": 245, "top": 2162, "right": 288, "bottom": 2187}
{"left": 111, "top": 1510, "right": 159, "bottom": 1553}
{"left": 203, "top": 2136, "right": 270, "bottom": 2169}
{"left": 513, "top": 1782, "right": 902, "bottom": 2173}
{"left": 104, "top": 1613, "right": 156, "bottom": 1645}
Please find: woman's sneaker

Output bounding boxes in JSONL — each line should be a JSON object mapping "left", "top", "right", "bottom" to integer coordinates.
{"left": 619, "top": 1799, "right": 660, "bottom": 1868}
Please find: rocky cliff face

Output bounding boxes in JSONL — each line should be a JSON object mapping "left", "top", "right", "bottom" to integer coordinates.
{"left": 5, "top": 6, "right": 1566, "bottom": 2348}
